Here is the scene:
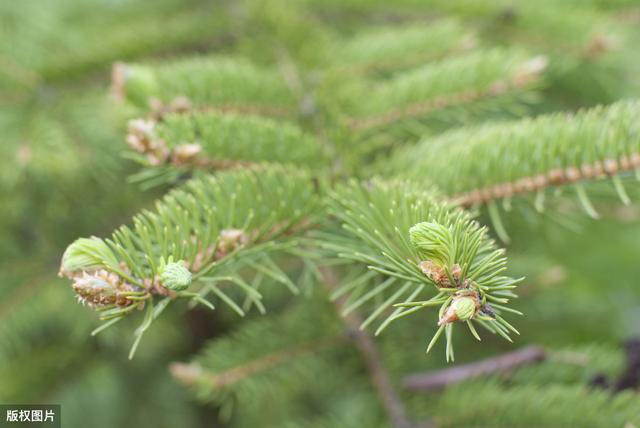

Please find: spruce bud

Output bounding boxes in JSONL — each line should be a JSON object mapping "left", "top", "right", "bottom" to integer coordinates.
{"left": 160, "top": 261, "right": 192, "bottom": 291}
{"left": 452, "top": 296, "right": 476, "bottom": 321}
{"left": 120, "top": 65, "right": 158, "bottom": 107}
{"left": 409, "top": 222, "right": 451, "bottom": 266}
{"left": 60, "top": 237, "right": 111, "bottom": 278}
{"left": 438, "top": 294, "right": 479, "bottom": 325}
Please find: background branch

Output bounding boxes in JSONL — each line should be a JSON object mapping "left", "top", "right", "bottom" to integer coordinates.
{"left": 319, "top": 267, "right": 435, "bottom": 428}
{"left": 403, "top": 346, "right": 546, "bottom": 392}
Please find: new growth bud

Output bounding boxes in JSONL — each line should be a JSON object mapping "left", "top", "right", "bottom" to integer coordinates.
{"left": 452, "top": 296, "right": 476, "bottom": 321}
{"left": 438, "top": 293, "right": 480, "bottom": 325}
{"left": 409, "top": 221, "right": 452, "bottom": 267}
{"left": 59, "top": 237, "right": 112, "bottom": 278}
{"left": 160, "top": 261, "right": 192, "bottom": 291}
{"left": 115, "top": 64, "right": 159, "bottom": 107}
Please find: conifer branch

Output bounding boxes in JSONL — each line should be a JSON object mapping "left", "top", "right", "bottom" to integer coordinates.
{"left": 1, "top": 1, "right": 233, "bottom": 85}
{"left": 349, "top": 57, "right": 546, "bottom": 131}
{"left": 324, "top": 19, "right": 475, "bottom": 78}
{"left": 328, "top": 49, "right": 546, "bottom": 132}
{"left": 320, "top": 267, "right": 430, "bottom": 428}
{"left": 13, "top": 0, "right": 640, "bottom": 425}
{"left": 58, "top": 167, "right": 321, "bottom": 357}
{"left": 111, "top": 57, "right": 297, "bottom": 119}
{"left": 394, "top": 0, "right": 622, "bottom": 58}
{"left": 125, "top": 111, "right": 327, "bottom": 186}
{"left": 407, "top": 344, "right": 639, "bottom": 427}
{"left": 392, "top": 100, "right": 640, "bottom": 215}
{"left": 403, "top": 345, "right": 546, "bottom": 391}
{"left": 170, "top": 335, "right": 343, "bottom": 388}
{"left": 162, "top": 301, "right": 356, "bottom": 423}
{"left": 321, "top": 179, "right": 522, "bottom": 361}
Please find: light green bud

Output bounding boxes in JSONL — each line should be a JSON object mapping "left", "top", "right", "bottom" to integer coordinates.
{"left": 60, "top": 237, "right": 112, "bottom": 277}
{"left": 160, "top": 261, "right": 192, "bottom": 291}
{"left": 452, "top": 296, "right": 477, "bottom": 321}
{"left": 122, "top": 65, "right": 159, "bottom": 107}
{"left": 409, "top": 222, "right": 452, "bottom": 265}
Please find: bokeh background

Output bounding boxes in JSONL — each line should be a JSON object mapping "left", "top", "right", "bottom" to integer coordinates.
{"left": 2, "top": 1, "right": 640, "bottom": 427}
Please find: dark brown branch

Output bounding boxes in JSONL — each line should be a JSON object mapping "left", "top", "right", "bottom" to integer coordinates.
{"left": 403, "top": 345, "right": 546, "bottom": 392}
{"left": 319, "top": 267, "right": 434, "bottom": 428}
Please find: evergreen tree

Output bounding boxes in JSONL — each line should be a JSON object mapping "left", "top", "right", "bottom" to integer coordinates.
{"left": 3, "top": 1, "right": 640, "bottom": 427}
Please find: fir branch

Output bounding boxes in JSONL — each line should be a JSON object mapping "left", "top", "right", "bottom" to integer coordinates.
{"left": 324, "top": 19, "right": 475, "bottom": 77}
{"left": 403, "top": 345, "right": 546, "bottom": 391}
{"left": 327, "top": 49, "right": 546, "bottom": 132}
{"left": 320, "top": 267, "right": 431, "bottom": 428}
{"left": 372, "top": 0, "right": 623, "bottom": 58}
{"left": 58, "top": 167, "right": 321, "bottom": 356}
{"left": 418, "top": 376, "right": 640, "bottom": 428}
{"left": 170, "top": 335, "right": 342, "bottom": 389}
{"left": 320, "top": 179, "right": 522, "bottom": 360}
{"left": 0, "top": 0, "right": 232, "bottom": 85}
{"left": 165, "top": 300, "right": 358, "bottom": 425}
{"left": 125, "top": 111, "right": 327, "bottom": 186}
{"left": 402, "top": 344, "right": 637, "bottom": 427}
{"left": 111, "top": 56, "right": 297, "bottom": 118}
{"left": 391, "top": 99, "right": 640, "bottom": 214}
{"left": 12, "top": 0, "right": 640, "bottom": 425}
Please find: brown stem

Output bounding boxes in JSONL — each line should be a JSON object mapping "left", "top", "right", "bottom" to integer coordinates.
{"left": 403, "top": 345, "right": 546, "bottom": 392}
{"left": 319, "top": 267, "right": 434, "bottom": 428}
{"left": 452, "top": 155, "right": 640, "bottom": 207}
